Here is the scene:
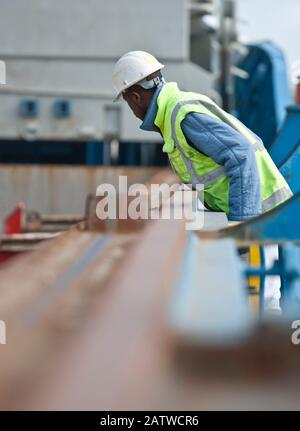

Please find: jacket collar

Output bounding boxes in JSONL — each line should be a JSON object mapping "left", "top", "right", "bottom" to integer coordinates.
{"left": 140, "top": 81, "right": 166, "bottom": 133}
{"left": 153, "top": 82, "right": 179, "bottom": 129}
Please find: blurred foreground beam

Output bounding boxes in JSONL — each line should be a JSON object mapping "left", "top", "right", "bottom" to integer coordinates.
{"left": 1, "top": 186, "right": 300, "bottom": 410}
{"left": 15, "top": 216, "right": 187, "bottom": 410}
{"left": 16, "top": 209, "right": 300, "bottom": 411}
{"left": 169, "top": 235, "right": 255, "bottom": 345}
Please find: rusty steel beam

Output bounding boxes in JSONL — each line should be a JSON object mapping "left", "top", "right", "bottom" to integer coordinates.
{"left": 0, "top": 169, "right": 179, "bottom": 408}
{"left": 0, "top": 232, "right": 61, "bottom": 253}
{"left": 85, "top": 169, "right": 178, "bottom": 232}
{"left": 0, "top": 228, "right": 136, "bottom": 409}
{"left": 0, "top": 174, "right": 300, "bottom": 410}
{"left": 0, "top": 165, "right": 162, "bottom": 225}
{"left": 25, "top": 212, "right": 84, "bottom": 233}
{"left": 10, "top": 216, "right": 187, "bottom": 410}
{"left": 3, "top": 208, "right": 299, "bottom": 411}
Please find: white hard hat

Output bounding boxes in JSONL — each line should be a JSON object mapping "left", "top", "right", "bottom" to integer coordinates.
{"left": 112, "top": 51, "right": 164, "bottom": 102}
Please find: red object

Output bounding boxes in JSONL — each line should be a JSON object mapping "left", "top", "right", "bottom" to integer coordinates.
{"left": 296, "top": 77, "right": 300, "bottom": 104}
{"left": 4, "top": 202, "right": 26, "bottom": 234}
{"left": 0, "top": 251, "right": 20, "bottom": 264}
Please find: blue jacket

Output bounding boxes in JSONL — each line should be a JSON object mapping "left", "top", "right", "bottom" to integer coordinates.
{"left": 141, "top": 83, "right": 262, "bottom": 221}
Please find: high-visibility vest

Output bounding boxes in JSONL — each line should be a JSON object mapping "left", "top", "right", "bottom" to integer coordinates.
{"left": 154, "top": 82, "right": 292, "bottom": 215}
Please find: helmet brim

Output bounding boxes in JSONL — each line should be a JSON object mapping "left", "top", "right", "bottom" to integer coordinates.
{"left": 113, "top": 93, "right": 122, "bottom": 103}
{"left": 113, "top": 64, "right": 164, "bottom": 102}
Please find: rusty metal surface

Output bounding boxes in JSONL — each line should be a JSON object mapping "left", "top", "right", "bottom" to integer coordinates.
{"left": 0, "top": 228, "right": 136, "bottom": 409}
{"left": 0, "top": 217, "right": 186, "bottom": 410}
{"left": 0, "top": 213, "right": 296, "bottom": 410}
{"left": 0, "top": 165, "right": 162, "bottom": 227}
{"left": 25, "top": 212, "right": 84, "bottom": 233}
{"left": 0, "top": 169, "right": 300, "bottom": 410}
{"left": 4, "top": 215, "right": 299, "bottom": 411}
{"left": 0, "top": 168, "right": 179, "bottom": 408}
{"left": 0, "top": 232, "right": 61, "bottom": 252}
{"left": 84, "top": 169, "right": 178, "bottom": 232}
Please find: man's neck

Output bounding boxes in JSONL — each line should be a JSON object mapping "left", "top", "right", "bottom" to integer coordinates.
{"left": 140, "top": 83, "right": 165, "bottom": 132}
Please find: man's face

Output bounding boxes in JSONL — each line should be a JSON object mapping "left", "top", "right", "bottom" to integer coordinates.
{"left": 123, "top": 90, "right": 146, "bottom": 120}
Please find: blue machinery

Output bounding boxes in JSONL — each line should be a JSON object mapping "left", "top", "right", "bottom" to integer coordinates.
{"left": 218, "top": 190, "right": 300, "bottom": 318}
{"left": 220, "top": 84, "right": 300, "bottom": 318}
{"left": 235, "top": 42, "right": 291, "bottom": 150}
{"left": 280, "top": 142, "right": 300, "bottom": 193}
{"left": 270, "top": 105, "right": 300, "bottom": 193}
{"left": 232, "top": 41, "right": 300, "bottom": 317}
{"left": 245, "top": 244, "right": 300, "bottom": 318}
{"left": 235, "top": 41, "right": 300, "bottom": 192}
{"left": 270, "top": 106, "right": 300, "bottom": 168}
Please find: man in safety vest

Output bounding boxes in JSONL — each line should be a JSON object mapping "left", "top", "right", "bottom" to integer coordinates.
{"left": 113, "top": 50, "right": 292, "bottom": 221}
{"left": 112, "top": 51, "right": 292, "bottom": 312}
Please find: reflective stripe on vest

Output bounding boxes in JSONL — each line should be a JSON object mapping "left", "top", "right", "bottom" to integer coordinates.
{"left": 170, "top": 100, "right": 264, "bottom": 187}
{"left": 156, "top": 82, "right": 293, "bottom": 214}
{"left": 262, "top": 187, "right": 292, "bottom": 212}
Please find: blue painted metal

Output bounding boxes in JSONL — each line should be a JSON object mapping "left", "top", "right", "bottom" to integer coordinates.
{"left": 244, "top": 243, "right": 300, "bottom": 316}
{"left": 270, "top": 105, "right": 300, "bottom": 167}
{"left": 19, "top": 98, "right": 39, "bottom": 117}
{"left": 280, "top": 245, "right": 300, "bottom": 316}
{"left": 222, "top": 190, "right": 299, "bottom": 241}
{"left": 234, "top": 42, "right": 291, "bottom": 149}
{"left": 53, "top": 99, "right": 72, "bottom": 118}
{"left": 86, "top": 141, "right": 104, "bottom": 165}
{"left": 119, "top": 143, "right": 140, "bottom": 166}
{"left": 280, "top": 137, "right": 300, "bottom": 193}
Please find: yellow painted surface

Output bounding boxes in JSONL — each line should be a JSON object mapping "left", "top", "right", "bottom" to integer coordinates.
{"left": 248, "top": 245, "right": 261, "bottom": 316}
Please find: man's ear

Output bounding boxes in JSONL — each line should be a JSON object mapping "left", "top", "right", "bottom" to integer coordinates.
{"left": 129, "top": 91, "right": 141, "bottom": 105}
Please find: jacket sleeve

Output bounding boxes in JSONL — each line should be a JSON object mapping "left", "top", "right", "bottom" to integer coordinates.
{"left": 181, "top": 112, "right": 262, "bottom": 221}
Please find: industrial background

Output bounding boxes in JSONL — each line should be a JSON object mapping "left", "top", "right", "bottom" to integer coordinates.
{"left": 0, "top": 0, "right": 299, "bottom": 412}
{"left": 0, "top": 0, "right": 295, "bottom": 218}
